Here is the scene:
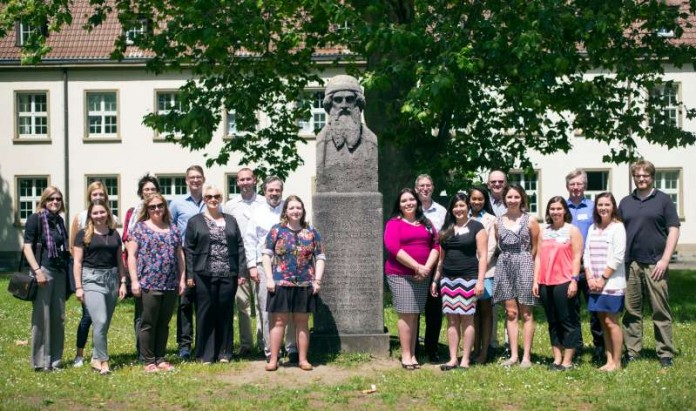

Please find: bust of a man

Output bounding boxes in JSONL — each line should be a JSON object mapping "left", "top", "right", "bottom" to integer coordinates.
{"left": 316, "top": 75, "right": 378, "bottom": 193}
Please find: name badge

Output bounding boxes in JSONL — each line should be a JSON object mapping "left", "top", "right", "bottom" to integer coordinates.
{"left": 577, "top": 214, "right": 589, "bottom": 221}
{"left": 555, "top": 237, "right": 568, "bottom": 244}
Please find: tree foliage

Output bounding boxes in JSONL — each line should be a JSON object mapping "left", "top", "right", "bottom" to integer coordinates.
{"left": 2, "top": 0, "right": 696, "bottom": 191}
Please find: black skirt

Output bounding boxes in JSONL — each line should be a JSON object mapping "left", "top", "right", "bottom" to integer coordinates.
{"left": 266, "top": 286, "right": 316, "bottom": 313}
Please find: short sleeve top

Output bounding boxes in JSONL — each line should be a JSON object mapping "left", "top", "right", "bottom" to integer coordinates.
{"left": 130, "top": 222, "right": 182, "bottom": 290}
{"left": 440, "top": 220, "right": 484, "bottom": 279}
{"left": 74, "top": 229, "right": 122, "bottom": 269}
{"left": 262, "top": 224, "right": 326, "bottom": 287}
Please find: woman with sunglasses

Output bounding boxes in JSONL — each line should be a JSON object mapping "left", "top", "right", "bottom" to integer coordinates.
{"left": 23, "top": 186, "right": 70, "bottom": 371}
{"left": 126, "top": 193, "right": 186, "bottom": 372}
{"left": 184, "top": 185, "right": 248, "bottom": 364}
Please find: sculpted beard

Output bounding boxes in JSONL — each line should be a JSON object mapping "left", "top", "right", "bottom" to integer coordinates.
{"left": 329, "top": 105, "right": 362, "bottom": 150}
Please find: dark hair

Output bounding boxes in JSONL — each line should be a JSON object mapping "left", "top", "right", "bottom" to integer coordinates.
{"left": 468, "top": 186, "right": 494, "bottom": 216}
{"left": 390, "top": 188, "right": 432, "bottom": 230}
{"left": 544, "top": 196, "right": 572, "bottom": 224}
{"left": 280, "top": 195, "right": 308, "bottom": 228}
{"left": 186, "top": 165, "right": 205, "bottom": 177}
{"left": 592, "top": 192, "right": 622, "bottom": 224}
{"left": 502, "top": 183, "right": 528, "bottom": 212}
{"left": 439, "top": 192, "right": 470, "bottom": 244}
{"left": 137, "top": 173, "right": 161, "bottom": 199}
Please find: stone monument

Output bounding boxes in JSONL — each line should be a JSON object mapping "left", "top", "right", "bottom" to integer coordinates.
{"left": 312, "top": 75, "right": 389, "bottom": 356}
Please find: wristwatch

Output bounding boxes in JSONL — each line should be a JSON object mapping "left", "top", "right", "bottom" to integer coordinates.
{"left": 571, "top": 275, "right": 580, "bottom": 282}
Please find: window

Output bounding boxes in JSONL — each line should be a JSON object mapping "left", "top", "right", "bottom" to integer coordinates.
{"left": 159, "top": 175, "right": 187, "bottom": 201}
{"left": 16, "top": 176, "right": 48, "bottom": 224}
{"left": 226, "top": 174, "right": 241, "bottom": 200}
{"left": 16, "top": 21, "right": 46, "bottom": 46}
{"left": 509, "top": 170, "right": 540, "bottom": 214}
{"left": 226, "top": 110, "right": 237, "bottom": 136}
{"left": 298, "top": 91, "right": 326, "bottom": 134}
{"left": 655, "top": 169, "right": 681, "bottom": 214}
{"left": 86, "top": 176, "right": 120, "bottom": 219}
{"left": 650, "top": 83, "right": 680, "bottom": 127}
{"left": 584, "top": 170, "right": 610, "bottom": 201}
{"left": 125, "top": 17, "right": 150, "bottom": 45}
{"left": 86, "top": 92, "right": 118, "bottom": 138}
{"left": 16, "top": 92, "right": 49, "bottom": 139}
{"left": 157, "top": 92, "right": 181, "bottom": 115}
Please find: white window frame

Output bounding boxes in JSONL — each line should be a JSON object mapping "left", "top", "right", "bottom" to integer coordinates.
{"left": 125, "top": 18, "right": 149, "bottom": 45}
{"left": 650, "top": 83, "right": 681, "bottom": 128}
{"left": 509, "top": 170, "right": 540, "bottom": 215}
{"left": 154, "top": 90, "right": 183, "bottom": 140}
{"left": 17, "top": 22, "right": 33, "bottom": 46}
{"left": 15, "top": 91, "right": 49, "bottom": 140}
{"left": 85, "top": 91, "right": 119, "bottom": 139}
{"left": 86, "top": 175, "right": 121, "bottom": 221}
{"left": 226, "top": 173, "right": 241, "bottom": 200}
{"left": 158, "top": 174, "right": 187, "bottom": 202}
{"left": 584, "top": 169, "right": 611, "bottom": 201}
{"left": 15, "top": 176, "right": 49, "bottom": 225}
{"left": 655, "top": 168, "right": 682, "bottom": 218}
{"left": 298, "top": 91, "right": 326, "bottom": 135}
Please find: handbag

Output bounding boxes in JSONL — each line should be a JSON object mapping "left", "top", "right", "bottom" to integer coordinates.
{"left": 7, "top": 244, "right": 42, "bottom": 301}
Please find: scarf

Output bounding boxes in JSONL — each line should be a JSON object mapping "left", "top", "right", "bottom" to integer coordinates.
{"left": 39, "top": 210, "right": 68, "bottom": 259}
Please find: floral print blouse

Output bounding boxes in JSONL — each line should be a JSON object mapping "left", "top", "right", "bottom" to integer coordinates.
{"left": 131, "top": 222, "right": 182, "bottom": 291}
{"left": 262, "top": 224, "right": 326, "bottom": 287}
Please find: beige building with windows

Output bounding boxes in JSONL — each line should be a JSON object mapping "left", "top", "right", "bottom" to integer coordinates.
{"left": 1, "top": 5, "right": 695, "bottom": 266}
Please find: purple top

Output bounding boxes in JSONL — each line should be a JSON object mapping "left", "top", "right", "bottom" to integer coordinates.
{"left": 384, "top": 217, "right": 440, "bottom": 276}
{"left": 131, "top": 222, "right": 182, "bottom": 291}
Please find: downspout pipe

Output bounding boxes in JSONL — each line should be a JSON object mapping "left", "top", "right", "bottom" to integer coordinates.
{"left": 63, "top": 68, "right": 70, "bottom": 223}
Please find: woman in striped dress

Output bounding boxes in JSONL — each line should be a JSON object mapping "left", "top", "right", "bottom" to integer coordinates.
{"left": 584, "top": 192, "right": 626, "bottom": 372}
{"left": 431, "top": 192, "right": 488, "bottom": 370}
{"left": 493, "top": 184, "right": 540, "bottom": 368}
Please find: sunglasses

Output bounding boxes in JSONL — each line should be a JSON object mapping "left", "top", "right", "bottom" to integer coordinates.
{"left": 147, "top": 203, "right": 165, "bottom": 211}
{"left": 48, "top": 196, "right": 62, "bottom": 203}
{"left": 204, "top": 194, "right": 222, "bottom": 201}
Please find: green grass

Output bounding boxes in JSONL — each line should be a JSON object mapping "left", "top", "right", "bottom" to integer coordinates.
{"left": 1, "top": 271, "right": 695, "bottom": 410}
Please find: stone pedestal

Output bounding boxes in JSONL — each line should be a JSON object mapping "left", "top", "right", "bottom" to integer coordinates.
{"left": 312, "top": 192, "right": 389, "bottom": 356}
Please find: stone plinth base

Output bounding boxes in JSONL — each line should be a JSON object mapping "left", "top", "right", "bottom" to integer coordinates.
{"left": 311, "top": 332, "right": 390, "bottom": 357}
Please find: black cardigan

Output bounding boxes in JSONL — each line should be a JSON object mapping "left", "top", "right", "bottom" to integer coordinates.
{"left": 184, "top": 213, "right": 248, "bottom": 280}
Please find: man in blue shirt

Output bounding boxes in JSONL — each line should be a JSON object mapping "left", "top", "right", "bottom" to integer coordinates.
{"left": 169, "top": 165, "right": 206, "bottom": 360}
{"left": 566, "top": 168, "right": 603, "bottom": 360}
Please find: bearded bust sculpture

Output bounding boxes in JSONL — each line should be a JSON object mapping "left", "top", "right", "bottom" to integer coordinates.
{"left": 316, "top": 75, "right": 378, "bottom": 193}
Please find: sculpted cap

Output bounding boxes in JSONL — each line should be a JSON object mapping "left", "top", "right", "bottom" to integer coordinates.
{"left": 325, "top": 75, "right": 362, "bottom": 96}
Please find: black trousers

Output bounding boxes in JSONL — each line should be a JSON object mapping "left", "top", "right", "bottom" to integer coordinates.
{"left": 193, "top": 273, "right": 238, "bottom": 362}
{"left": 176, "top": 285, "right": 196, "bottom": 351}
{"left": 415, "top": 291, "right": 443, "bottom": 355}
{"left": 577, "top": 275, "right": 604, "bottom": 348}
{"left": 139, "top": 289, "right": 177, "bottom": 365}
{"left": 539, "top": 282, "right": 581, "bottom": 349}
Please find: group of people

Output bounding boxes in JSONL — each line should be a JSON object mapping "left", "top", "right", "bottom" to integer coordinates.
{"left": 22, "top": 166, "right": 325, "bottom": 373}
{"left": 385, "top": 160, "right": 679, "bottom": 372}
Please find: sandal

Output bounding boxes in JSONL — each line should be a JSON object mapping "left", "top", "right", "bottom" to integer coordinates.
{"left": 439, "top": 363, "right": 459, "bottom": 371}
{"left": 401, "top": 363, "right": 417, "bottom": 371}
{"left": 100, "top": 361, "right": 111, "bottom": 375}
{"left": 144, "top": 364, "right": 159, "bottom": 373}
{"left": 157, "top": 361, "right": 175, "bottom": 371}
{"left": 265, "top": 361, "right": 279, "bottom": 372}
{"left": 90, "top": 359, "right": 102, "bottom": 372}
{"left": 299, "top": 362, "right": 313, "bottom": 371}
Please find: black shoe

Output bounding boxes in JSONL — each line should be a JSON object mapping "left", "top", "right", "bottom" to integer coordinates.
{"left": 659, "top": 357, "right": 673, "bottom": 368}
{"left": 592, "top": 346, "right": 605, "bottom": 362}
{"left": 287, "top": 352, "right": 299, "bottom": 365}
{"left": 548, "top": 363, "right": 564, "bottom": 371}
{"left": 178, "top": 347, "right": 192, "bottom": 361}
{"left": 427, "top": 351, "right": 440, "bottom": 363}
{"left": 623, "top": 354, "right": 638, "bottom": 366}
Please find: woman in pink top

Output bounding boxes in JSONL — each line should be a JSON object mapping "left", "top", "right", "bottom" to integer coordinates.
{"left": 384, "top": 188, "right": 440, "bottom": 370}
{"left": 533, "top": 196, "right": 583, "bottom": 371}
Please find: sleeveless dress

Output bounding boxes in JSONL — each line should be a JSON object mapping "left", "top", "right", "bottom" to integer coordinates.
{"left": 493, "top": 213, "right": 536, "bottom": 306}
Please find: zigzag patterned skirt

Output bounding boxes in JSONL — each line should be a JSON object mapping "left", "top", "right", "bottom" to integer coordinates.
{"left": 440, "top": 277, "right": 478, "bottom": 315}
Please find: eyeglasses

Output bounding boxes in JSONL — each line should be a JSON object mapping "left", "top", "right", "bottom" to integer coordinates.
{"left": 332, "top": 95, "right": 356, "bottom": 104}
{"left": 633, "top": 174, "right": 652, "bottom": 180}
{"left": 204, "top": 194, "right": 222, "bottom": 201}
{"left": 147, "top": 203, "right": 165, "bottom": 211}
{"left": 187, "top": 175, "right": 204, "bottom": 181}
{"left": 489, "top": 180, "right": 505, "bottom": 185}
{"left": 48, "top": 196, "right": 62, "bottom": 203}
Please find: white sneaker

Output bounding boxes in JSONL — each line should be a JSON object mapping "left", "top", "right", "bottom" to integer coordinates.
{"left": 73, "top": 356, "right": 84, "bottom": 368}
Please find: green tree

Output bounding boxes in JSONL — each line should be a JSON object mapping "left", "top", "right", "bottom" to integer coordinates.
{"left": 3, "top": 0, "right": 696, "bottom": 200}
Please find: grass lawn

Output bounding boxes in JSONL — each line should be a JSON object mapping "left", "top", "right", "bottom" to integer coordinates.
{"left": 1, "top": 270, "right": 695, "bottom": 410}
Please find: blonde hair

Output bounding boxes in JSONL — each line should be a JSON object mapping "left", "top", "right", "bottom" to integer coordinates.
{"left": 137, "top": 193, "right": 172, "bottom": 225}
{"left": 85, "top": 181, "right": 111, "bottom": 207}
{"left": 83, "top": 199, "right": 115, "bottom": 247}
{"left": 36, "top": 186, "right": 65, "bottom": 213}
